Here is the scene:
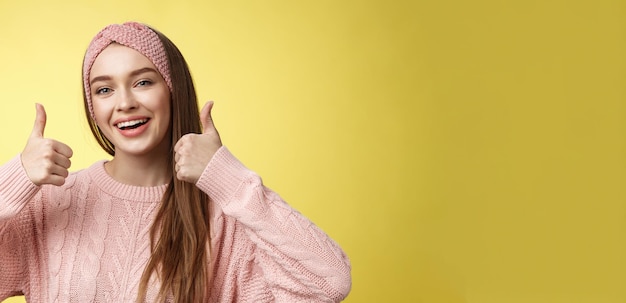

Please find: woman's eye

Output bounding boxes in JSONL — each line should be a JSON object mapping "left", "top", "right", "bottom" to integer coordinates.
{"left": 137, "top": 80, "right": 152, "bottom": 86}
{"left": 95, "top": 87, "right": 111, "bottom": 94}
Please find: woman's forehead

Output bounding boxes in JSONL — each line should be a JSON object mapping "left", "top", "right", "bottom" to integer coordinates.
{"left": 90, "top": 44, "right": 157, "bottom": 78}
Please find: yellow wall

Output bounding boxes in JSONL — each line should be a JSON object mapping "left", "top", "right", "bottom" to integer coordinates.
{"left": 0, "top": 0, "right": 624, "bottom": 302}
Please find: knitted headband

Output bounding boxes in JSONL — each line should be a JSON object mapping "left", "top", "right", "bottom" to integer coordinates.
{"left": 83, "top": 22, "right": 172, "bottom": 119}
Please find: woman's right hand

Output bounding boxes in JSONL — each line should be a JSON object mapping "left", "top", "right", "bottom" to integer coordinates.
{"left": 21, "top": 103, "right": 73, "bottom": 186}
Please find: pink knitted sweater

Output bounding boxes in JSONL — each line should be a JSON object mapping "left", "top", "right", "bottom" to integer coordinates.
{"left": 0, "top": 147, "right": 351, "bottom": 302}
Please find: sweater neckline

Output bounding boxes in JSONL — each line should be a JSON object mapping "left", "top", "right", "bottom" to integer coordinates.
{"left": 88, "top": 160, "right": 168, "bottom": 203}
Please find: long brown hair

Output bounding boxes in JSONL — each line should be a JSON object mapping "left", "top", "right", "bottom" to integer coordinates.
{"left": 82, "top": 27, "right": 210, "bottom": 302}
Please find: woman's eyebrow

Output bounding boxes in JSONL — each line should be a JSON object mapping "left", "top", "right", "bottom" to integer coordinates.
{"left": 129, "top": 67, "right": 159, "bottom": 78}
{"left": 90, "top": 75, "right": 111, "bottom": 85}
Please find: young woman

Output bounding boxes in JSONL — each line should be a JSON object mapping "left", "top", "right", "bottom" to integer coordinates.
{"left": 0, "top": 22, "right": 351, "bottom": 302}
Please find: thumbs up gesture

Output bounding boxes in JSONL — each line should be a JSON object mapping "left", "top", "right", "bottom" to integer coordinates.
{"left": 21, "top": 104, "right": 74, "bottom": 186}
{"left": 174, "top": 101, "right": 223, "bottom": 183}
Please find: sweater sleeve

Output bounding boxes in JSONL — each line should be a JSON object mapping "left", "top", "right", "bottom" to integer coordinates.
{"left": 196, "top": 147, "right": 352, "bottom": 302}
{"left": 0, "top": 155, "right": 40, "bottom": 222}
{"left": 0, "top": 155, "right": 40, "bottom": 300}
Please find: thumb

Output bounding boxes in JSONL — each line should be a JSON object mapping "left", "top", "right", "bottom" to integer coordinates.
{"left": 31, "top": 103, "right": 47, "bottom": 138}
{"left": 200, "top": 101, "right": 215, "bottom": 133}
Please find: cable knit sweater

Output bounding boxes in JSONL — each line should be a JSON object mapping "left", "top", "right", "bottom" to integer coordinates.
{"left": 0, "top": 147, "right": 351, "bottom": 302}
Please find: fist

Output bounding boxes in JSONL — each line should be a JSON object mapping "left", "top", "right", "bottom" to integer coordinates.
{"left": 174, "top": 101, "right": 223, "bottom": 183}
{"left": 21, "top": 104, "right": 74, "bottom": 186}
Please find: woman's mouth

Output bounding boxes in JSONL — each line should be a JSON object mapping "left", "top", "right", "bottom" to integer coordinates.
{"left": 114, "top": 118, "right": 151, "bottom": 137}
{"left": 116, "top": 118, "right": 149, "bottom": 130}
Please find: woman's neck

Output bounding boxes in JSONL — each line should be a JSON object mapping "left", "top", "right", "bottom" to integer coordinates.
{"left": 104, "top": 152, "right": 172, "bottom": 187}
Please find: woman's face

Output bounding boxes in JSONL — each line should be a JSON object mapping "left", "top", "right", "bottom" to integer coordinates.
{"left": 89, "top": 43, "right": 171, "bottom": 159}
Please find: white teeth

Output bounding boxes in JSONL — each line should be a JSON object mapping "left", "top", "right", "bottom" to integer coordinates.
{"left": 117, "top": 119, "right": 148, "bottom": 129}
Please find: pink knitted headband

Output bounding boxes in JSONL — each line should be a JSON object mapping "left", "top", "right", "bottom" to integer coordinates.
{"left": 83, "top": 22, "right": 172, "bottom": 119}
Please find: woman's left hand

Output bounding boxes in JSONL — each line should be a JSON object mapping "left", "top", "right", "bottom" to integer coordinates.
{"left": 174, "top": 101, "right": 223, "bottom": 183}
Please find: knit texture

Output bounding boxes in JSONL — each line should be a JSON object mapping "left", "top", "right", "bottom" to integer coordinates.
{"left": 0, "top": 147, "right": 351, "bottom": 302}
{"left": 82, "top": 22, "right": 172, "bottom": 119}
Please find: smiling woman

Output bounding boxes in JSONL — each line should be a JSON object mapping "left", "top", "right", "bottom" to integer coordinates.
{"left": 0, "top": 22, "right": 351, "bottom": 302}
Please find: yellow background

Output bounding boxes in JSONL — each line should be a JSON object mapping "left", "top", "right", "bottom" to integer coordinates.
{"left": 0, "top": 0, "right": 624, "bottom": 302}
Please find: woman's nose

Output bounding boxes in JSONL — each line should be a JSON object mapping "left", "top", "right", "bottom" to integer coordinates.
{"left": 115, "top": 89, "right": 139, "bottom": 111}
